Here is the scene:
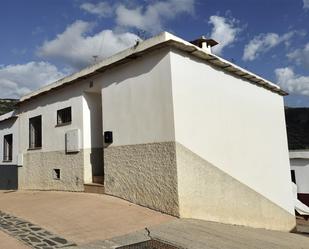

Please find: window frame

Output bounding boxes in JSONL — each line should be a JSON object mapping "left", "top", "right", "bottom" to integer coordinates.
{"left": 29, "top": 115, "right": 42, "bottom": 150}
{"left": 3, "top": 134, "right": 13, "bottom": 162}
{"left": 56, "top": 107, "right": 72, "bottom": 127}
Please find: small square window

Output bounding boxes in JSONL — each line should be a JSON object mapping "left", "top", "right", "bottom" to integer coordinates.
{"left": 53, "top": 169, "right": 60, "bottom": 180}
{"left": 57, "top": 107, "right": 71, "bottom": 125}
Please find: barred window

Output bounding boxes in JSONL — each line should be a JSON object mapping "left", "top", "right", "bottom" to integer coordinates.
{"left": 29, "top": 115, "right": 42, "bottom": 149}
{"left": 3, "top": 134, "right": 13, "bottom": 161}
{"left": 57, "top": 107, "right": 71, "bottom": 125}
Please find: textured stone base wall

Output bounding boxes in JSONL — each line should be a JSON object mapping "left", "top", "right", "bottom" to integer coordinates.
{"left": 176, "top": 143, "right": 296, "bottom": 231}
{"left": 18, "top": 150, "right": 84, "bottom": 191}
{"left": 104, "top": 142, "right": 179, "bottom": 216}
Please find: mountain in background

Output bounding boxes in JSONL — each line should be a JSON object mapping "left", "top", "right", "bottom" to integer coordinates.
{"left": 0, "top": 99, "right": 18, "bottom": 115}
{"left": 285, "top": 107, "right": 309, "bottom": 151}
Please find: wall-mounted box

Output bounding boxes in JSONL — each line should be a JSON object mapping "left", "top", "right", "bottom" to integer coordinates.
{"left": 104, "top": 131, "right": 113, "bottom": 144}
{"left": 65, "top": 129, "right": 80, "bottom": 153}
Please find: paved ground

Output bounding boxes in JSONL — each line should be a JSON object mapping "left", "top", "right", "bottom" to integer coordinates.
{"left": 0, "top": 191, "right": 174, "bottom": 246}
{"left": 69, "top": 219, "right": 309, "bottom": 249}
{"left": 2, "top": 191, "right": 309, "bottom": 249}
{"left": 0, "top": 230, "right": 30, "bottom": 249}
{"left": 0, "top": 211, "right": 76, "bottom": 248}
{"left": 296, "top": 216, "right": 309, "bottom": 235}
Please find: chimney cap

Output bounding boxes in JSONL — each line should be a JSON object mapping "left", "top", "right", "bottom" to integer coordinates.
{"left": 190, "top": 36, "right": 218, "bottom": 48}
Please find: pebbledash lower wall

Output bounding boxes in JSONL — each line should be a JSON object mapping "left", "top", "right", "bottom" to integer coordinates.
{"left": 104, "top": 141, "right": 179, "bottom": 216}
{"left": 104, "top": 141, "right": 296, "bottom": 231}
{"left": 18, "top": 150, "right": 84, "bottom": 191}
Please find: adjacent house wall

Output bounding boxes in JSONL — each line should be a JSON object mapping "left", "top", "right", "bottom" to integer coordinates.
{"left": 0, "top": 117, "right": 19, "bottom": 165}
{"left": 170, "top": 49, "right": 295, "bottom": 231}
{"left": 0, "top": 116, "right": 19, "bottom": 189}
{"left": 101, "top": 48, "right": 179, "bottom": 215}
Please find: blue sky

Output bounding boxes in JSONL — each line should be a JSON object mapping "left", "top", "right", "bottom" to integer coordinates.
{"left": 0, "top": 0, "right": 309, "bottom": 107}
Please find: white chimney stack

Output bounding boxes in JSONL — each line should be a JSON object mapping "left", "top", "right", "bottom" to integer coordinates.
{"left": 190, "top": 36, "right": 218, "bottom": 54}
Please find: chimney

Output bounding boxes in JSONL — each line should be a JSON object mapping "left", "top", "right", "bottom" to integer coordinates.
{"left": 190, "top": 36, "right": 218, "bottom": 53}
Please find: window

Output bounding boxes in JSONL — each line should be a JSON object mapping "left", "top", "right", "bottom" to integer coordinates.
{"left": 3, "top": 134, "right": 13, "bottom": 161}
{"left": 29, "top": 115, "right": 42, "bottom": 149}
{"left": 53, "top": 169, "right": 61, "bottom": 180}
{"left": 57, "top": 107, "right": 72, "bottom": 125}
{"left": 291, "top": 170, "right": 296, "bottom": 184}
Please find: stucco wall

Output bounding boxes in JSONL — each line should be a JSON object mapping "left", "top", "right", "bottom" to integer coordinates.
{"left": 18, "top": 150, "right": 84, "bottom": 191}
{"left": 104, "top": 142, "right": 178, "bottom": 216}
{"left": 100, "top": 48, "right": 178, "bottom": 213}
{"left": 17, "top": 81, "right": 102, "bottom": 190}
{"left": 101, "top": 48, "right": 175, "bottom": 146}
{"left": 0, "top": 117, "right": 19, "bottom": 166}
{"left": 176, "top": 142, "right": 296, "bottom": 231}
{"left": 18, "top": 84, "right": 85, "bottom": 153}
{"left": 170, "top": 49, "right": 294, "bottom": 219}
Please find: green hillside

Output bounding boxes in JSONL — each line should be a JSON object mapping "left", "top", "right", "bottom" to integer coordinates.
{"left": 285, "top": 107, "right": 309, "bottom": 150}
{"left": 0, "top": 99, "right": 18, "bottom": 115}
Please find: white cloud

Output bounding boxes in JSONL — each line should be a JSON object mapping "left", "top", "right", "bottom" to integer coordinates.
{"left": 208, "top": 15, "right": 241, "bottom": 55}
{"left": 0, "top": 62, "right": 64, "bottom": 98}
{"left": 304, "top": 0, "right": 309, "bottom": 9}
{"left": 80, "top": 2, "right": 113, "bottom": 17}
{"left": 275, "top": 67, "right": 309, "bottom": 95}
{"left": 115, "top": 0, "right": 194, "bottom": 34}
{"left": 243, "top": 32, "right": 295, "bottom": 61}
{"left": 37, "top": 20, "right": 140, "bottom": 70}
{"left": 287, "top": 42, "right": 309, "bottom": 69}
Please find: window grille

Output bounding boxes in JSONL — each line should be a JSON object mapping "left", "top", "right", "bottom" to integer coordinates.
{"left": 29, "top": 115, "right": 42, "bottom": 149}
{"left": 57, "top": 107, "right": 72, "bottom": 125}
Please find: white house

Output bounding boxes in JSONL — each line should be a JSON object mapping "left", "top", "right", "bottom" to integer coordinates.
{"left": 0, "top": 32, "right": 295, "bottom": 231}
{"left": 290, "top": 151, "right": 309, "bottom": 206}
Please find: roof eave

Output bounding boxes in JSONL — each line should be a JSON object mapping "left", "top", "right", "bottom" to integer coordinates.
{"left": 19, "top": 32, "right": 287, "bottom": 104}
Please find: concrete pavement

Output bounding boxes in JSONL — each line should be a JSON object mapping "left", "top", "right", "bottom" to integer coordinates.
{"left": 0, "top": 190, "right": 174, "bottom": 245}
{"left": 0, "top": 230, "right": 30, "bottom": 249}
{"left": 69, "top": 219, "right": 309, "bottom": 249}
{"left": 1, "top": 191, "right": 309, "bottom": 249}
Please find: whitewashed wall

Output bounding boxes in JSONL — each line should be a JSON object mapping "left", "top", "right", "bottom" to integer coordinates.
{"left": 18, "top": 85, "right": 84, "bottom": 153}
{"left": 17, "top": 80, "right": 102, "bottom": 190}
{"left": 170, "top": 49, "right": 294, "bottom": 217}
{"left": 101, "top": 48, "right": 175, "bottom": 146}
{"left": 99, "top": 48, "right": 179, "bottom": 215}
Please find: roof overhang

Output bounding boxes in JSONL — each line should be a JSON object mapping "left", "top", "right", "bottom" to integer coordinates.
{"left": 19, "top": 32, "right": 287, "bottom": 104}
{"left": 0, "top": 111, "right": 18, "bottom": 123}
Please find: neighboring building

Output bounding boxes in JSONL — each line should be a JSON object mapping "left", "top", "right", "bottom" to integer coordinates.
{"left": 290, "top": 151, "right": 309, "bottom": 206}
{"left": 0, "top": 32, "right": 295, "bottom": 231}
{"left": 286, "top": 108, "right": 309, "bottom": 207}
{"left": 0, "top": 111, "right": 19, "bottom": 189}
